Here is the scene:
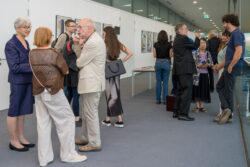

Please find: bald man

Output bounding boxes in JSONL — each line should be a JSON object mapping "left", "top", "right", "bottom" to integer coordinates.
{"left": 74, "top": 18, "right": 106, "bottom": 152}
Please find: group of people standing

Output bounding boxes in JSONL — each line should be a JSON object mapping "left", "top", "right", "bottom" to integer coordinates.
{"left": 153, "top": 14, "right": 245, "bottom": 124}
{"left": 3, "top": 13, "right": 245, "bottom": 167}
{"left": 5, "top": 17, "right": 132, "bottom": 166}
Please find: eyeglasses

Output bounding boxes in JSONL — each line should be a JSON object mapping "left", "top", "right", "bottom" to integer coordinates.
{"left": 20, "top": 26, "right": 32, "bottom": 29}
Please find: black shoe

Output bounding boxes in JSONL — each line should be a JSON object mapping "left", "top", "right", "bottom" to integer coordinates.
{"left": 156, "top": 101, "right": 161, "bottom": 104}
{"left": 9, "top": 143, "right": 29, "bottom": 152}
{"left": 114, "top": 121, "right": 124, "bottom": 128}
{"left": 178, "top": 115, "right": 195, "bottom": 121}
{"left": 21, "top": 143, "right": 35, "bottom": 148}
{"left": 102, "top": 120, "right": 111, "bottom": 126}
{"left": 173, "top": 112, "right": 179, "bottom": 118}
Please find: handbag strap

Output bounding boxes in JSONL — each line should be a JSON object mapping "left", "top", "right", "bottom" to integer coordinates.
{"left": 29, "top": 52, "right": 46, "bottom": 89}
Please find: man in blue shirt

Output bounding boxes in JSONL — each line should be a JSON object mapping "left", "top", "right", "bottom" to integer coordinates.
{"left": 214, "top": 14, "right": 245, "bottom": 124}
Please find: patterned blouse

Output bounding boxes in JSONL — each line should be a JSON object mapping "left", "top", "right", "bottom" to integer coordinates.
{"left": 192, "top": 50, "right": 214, "bottom": 86}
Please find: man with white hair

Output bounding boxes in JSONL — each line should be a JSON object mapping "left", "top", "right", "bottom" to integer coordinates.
{"left": 208, "top": 30, "right": 220, "bottom": 64}
{"left": 74, "top": 18, "right": 106, "bottom": 152}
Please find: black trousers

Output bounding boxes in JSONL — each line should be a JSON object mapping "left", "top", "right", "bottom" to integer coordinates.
{"left": 208, "top": 68, "right": 214, "bottom": 92}
{"left": 174, "top": 74, "right": 193, "bottom": 116}
{"left": 216, "top": 66, "right": 240, "bottom": 113}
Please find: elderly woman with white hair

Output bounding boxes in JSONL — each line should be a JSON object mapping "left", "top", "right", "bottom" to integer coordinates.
{"left": 5, "top": 17, "right": 35, "bottom": 152}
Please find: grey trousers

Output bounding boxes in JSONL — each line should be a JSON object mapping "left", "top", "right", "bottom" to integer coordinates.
{"left": 35, "top": 89, "right": 78, "bottom": 165}
{"left": 80, "top": 92, "right": 101, "bottom": 147}
{"left": 216, "top": 66, "right": 240, "bottom": 113}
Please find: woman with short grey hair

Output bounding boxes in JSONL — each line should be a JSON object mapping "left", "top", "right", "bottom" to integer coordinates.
{"left": 5, "top": 17, "right": 35, "bottom": 152}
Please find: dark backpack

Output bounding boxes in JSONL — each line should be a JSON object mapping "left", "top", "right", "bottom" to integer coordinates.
{"left": 62, "top": 39, "right": 78, "bottom": 72}
{"left": 51, "top": 32, "right": 69, "bottom": 48}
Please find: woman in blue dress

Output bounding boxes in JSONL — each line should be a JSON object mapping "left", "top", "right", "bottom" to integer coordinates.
{"left": 5, "top": 17, "right": 35, "bottom": 152}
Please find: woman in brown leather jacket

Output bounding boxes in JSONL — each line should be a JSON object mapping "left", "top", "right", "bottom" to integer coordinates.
{"left": 29, "top": 27, "right": 86, "bottom": 166}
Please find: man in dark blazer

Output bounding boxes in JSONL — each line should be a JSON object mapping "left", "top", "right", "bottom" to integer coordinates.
{"left": 173, "top": 23, "right": 200, "bottom": 121}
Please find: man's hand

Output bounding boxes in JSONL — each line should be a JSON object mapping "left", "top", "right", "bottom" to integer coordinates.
{"left": 227, "top": 65, "right": 233, "bottom": 74}
{"left": 79, "top": 38, "right": 85, "bottom": 47}
{"left": 73, "top": 34, "right": 80, "bottom": 45}
{"left": 213, "top": 64, "right": 218, "bottom": 72}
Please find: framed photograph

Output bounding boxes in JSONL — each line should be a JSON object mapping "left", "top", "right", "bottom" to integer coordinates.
{"left": 141, "top": 30, "right": 147, "bottom": 53}
{"left": 147, "top": 31, "right": 153, "bottom": 53}
{"left": 153, "top": 32, "right": 158, "bottom": 45}
{"left": 94, "top": 21, "right": 102, "bottom": 36}
{"left": 103, "top": 23, "right": 112, "bottom": 29}
{"left": 114, "top": 26, "right": 120, "bottom": 35}
{"left": 55, "top": 15, "right": 72, "bottom": 38}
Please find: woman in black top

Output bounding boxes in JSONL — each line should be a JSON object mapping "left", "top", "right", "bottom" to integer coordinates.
{"left": 153, "top": 30, "right": 172, "bottom": 104}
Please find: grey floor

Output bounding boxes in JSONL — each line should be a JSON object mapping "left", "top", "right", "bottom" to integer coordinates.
{"left": 0, "top": 73, "right": 247, "bottom": 167}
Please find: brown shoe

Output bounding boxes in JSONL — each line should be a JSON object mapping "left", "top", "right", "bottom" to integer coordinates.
{"left": 218, "top": 109, "right": 231, "bottom": 125}
{"left": 78, "top": 144, "right": 102, "bottom": 152}
{"left": 75, "top": 139, "right": 88, "bottom": 145}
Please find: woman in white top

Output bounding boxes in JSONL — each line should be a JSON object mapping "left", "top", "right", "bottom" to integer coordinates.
{"left": 213, "top": 30, "right": 231, "bottom": 122}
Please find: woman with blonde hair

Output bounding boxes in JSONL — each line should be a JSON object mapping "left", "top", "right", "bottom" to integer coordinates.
{"left": 29, "top": 27, "right": 86, "bottom": 166}
{"left": 101, "top": 26, "right": 133, "bottom": 128}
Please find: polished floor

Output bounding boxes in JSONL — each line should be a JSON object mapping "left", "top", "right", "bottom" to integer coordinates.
{"left": 0, "top": 73, "right": 247, "bottom": 167}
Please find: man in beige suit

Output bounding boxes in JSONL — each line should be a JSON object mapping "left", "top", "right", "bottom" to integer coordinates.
{"left": 74, "top": 18, "right": 106, "bottom": 152}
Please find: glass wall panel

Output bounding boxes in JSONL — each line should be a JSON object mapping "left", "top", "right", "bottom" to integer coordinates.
{"left": 175, "top": 14, "right": 182, "bottom": 24}
{"left": 159, "top": 5, "right": 168, "bottom": 24}
{"left": 113, "top": 0, "right": 132, "bottom": 12}
{"left": 133, "top": 0, "right": 147, "bottom": 17}
{"left": 92, "top": 0, "right": 112, "bottom": 6}
{"left": 92, "top": 0, "right": 198, "bottom": 31}
{"left": 235, "top": 33, "right": 250, "bottom": 165}
{"left": 148, "top": 0, "right": 160, "bottom": 21}
{"left": 168, "top": 9, "right": 175, "bottom": 25}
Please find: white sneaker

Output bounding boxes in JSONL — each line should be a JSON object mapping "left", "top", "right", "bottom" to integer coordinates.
{"left": 40, "top": 161, "right": 53, "bottom": 167}
{"left": 65, "top": 154, "right": 87, "bottom": 163}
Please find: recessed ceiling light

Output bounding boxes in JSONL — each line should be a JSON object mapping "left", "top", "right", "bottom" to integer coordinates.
{"left": 123, "top": 4, "right": 131, "bottom": 7}
{"left": 193, "top": 1, "right": 198, "bottom": 4}
{"left": 203, "top": 12, "right": 206, "bottom": 15}
{"left": 212, "top": 22, "right": 215, "bottom": 24}
{"left": 198, "top": 7, "right": 202, "bottom": 10}
{"left": 210, "top": 19, "right": 213, "bottom": 22}
{"left": 135, "top": 9, "right": 143, "bottom": 12}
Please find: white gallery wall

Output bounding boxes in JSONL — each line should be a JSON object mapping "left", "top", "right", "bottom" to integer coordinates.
{"left": 0, "top": 0, "right": 195, "bottom": 110}
{"left": 0, "top": 0, "right": 28, "bottom": 110}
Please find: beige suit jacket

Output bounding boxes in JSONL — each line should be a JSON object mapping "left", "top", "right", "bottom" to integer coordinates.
{"left": 76, "top": 32, "right": 106, "bottom": 94}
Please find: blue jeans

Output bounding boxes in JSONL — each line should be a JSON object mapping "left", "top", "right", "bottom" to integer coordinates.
{"left": 155, "top": 60, "right": 171, "bottom": 103}
{"left": 64, "top": 87, "right": 80, "bottom": 117}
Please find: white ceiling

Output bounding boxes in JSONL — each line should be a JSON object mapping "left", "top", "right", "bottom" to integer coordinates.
{"left": 158, "top": 0, "right": 239, "bottom": 33}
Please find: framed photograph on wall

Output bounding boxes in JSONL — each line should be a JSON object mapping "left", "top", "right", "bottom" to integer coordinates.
{"left": 56, "top": 15, "right": 72, "bottom": 38}
{"left": 153, "top": 32, "right": 158, "bottom": 45}
{"left": 141, "top": 30, "right": 147, "bottom": 53}
{"left": 103, "top": 23, "right": 112, "bottom": 29}
{"left": 94, "top": 21, "right": 102, "bottom": 36}
{"left": 147, "top": 31, "right": 153, "bottom": 53}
